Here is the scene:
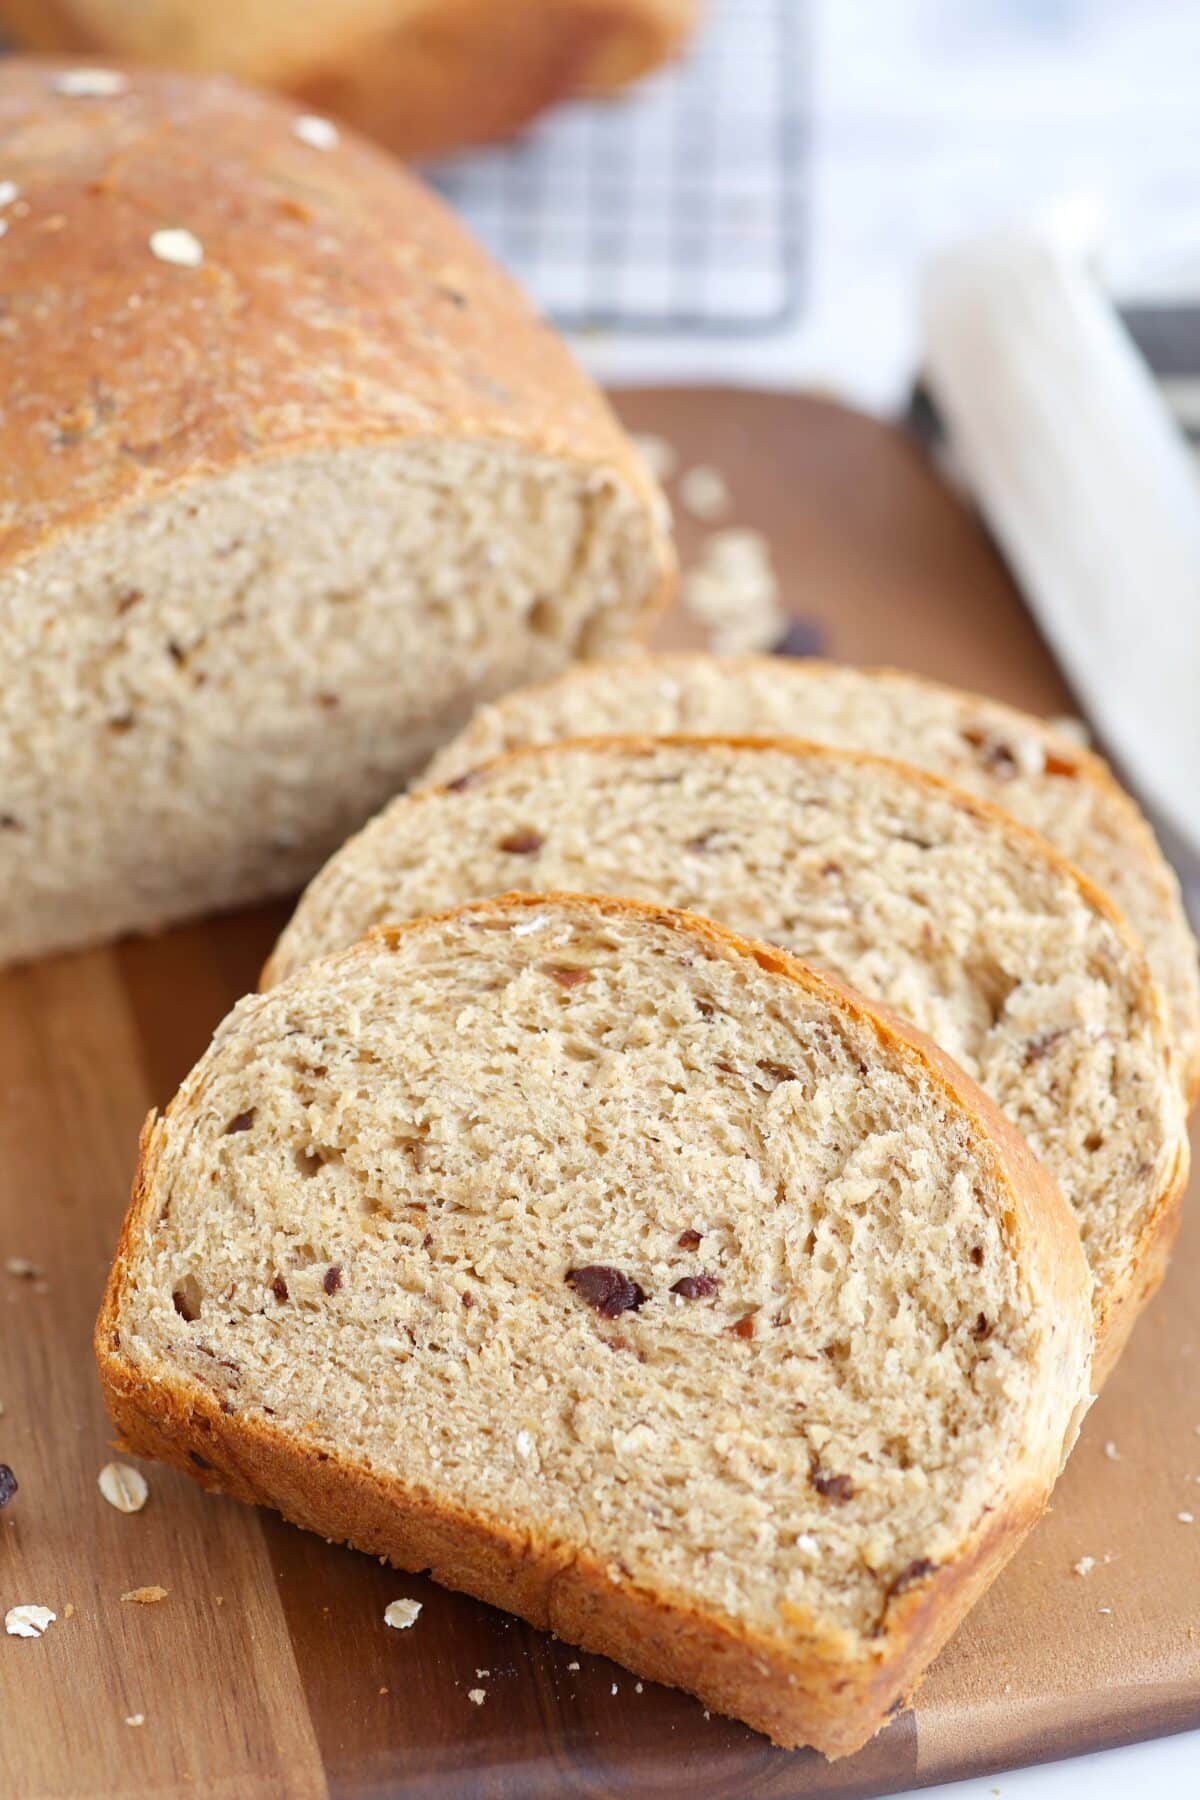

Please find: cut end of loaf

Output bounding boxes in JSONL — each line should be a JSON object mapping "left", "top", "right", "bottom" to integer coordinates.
{"left": 99, "top": 894, "right": 1091, "bottom": 1753}
{"left": 0, "top": 441, "right": 666, "bottom": 963}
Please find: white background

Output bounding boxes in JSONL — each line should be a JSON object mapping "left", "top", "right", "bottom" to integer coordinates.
{"left": 573, "top": 0, "right": 1200, "bottom": 406}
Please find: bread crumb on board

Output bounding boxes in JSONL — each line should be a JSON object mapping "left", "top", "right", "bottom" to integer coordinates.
{"left": 679, "top": 464, "right": 733, "bottom": 523}
{"left": 468, "top": 1688, "right": 487, "bottom": 1706}
{"left": 5, "top": 1604, "right": 56, "bottom": 1638}
{"left": 125, "top": 1714, "right": 145, "bottom": 1728}
{"left": 98, "top": 1462, "right": 149, "bottom": 1513}
{"left": 384, "top": 1598, "right": 422, "bottom": 1630}
{"left": 1072, "top": 1556, "right": 1096, "bottom": 1577}
{"left": 121, "top": 1586, "right": 168, "bottom": 1606}
{"left": 682, "top": 528, "right": 783, "bottom": 654}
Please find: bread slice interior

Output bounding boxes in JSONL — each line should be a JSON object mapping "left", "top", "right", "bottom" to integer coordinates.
{"left": 100, "top": 894, "right": 1092, "bottom": 1754}
{"left": 268, "top": 736, "right": 1187, "bottom": 1370}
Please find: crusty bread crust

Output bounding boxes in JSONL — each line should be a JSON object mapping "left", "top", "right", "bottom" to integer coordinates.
{"left": 98, "top": 893, "right": 1092, "bottom": 1757}
{"left": 291, "top": 0, "right": 697, "bottom": 159}
{"left": 0, "top": 58, "right": 673, "bottom": 587}
{"left": 265, "top": 731, "right": 1187, "bottom": 1381}
{"left": 0, "top": 3, "right": 696, "bottom": 160}
{"left": 424, "top": 655, "right": 1199, "bottom": 1101}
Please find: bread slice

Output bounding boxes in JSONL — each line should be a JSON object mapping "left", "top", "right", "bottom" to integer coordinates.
{"left": 425, "top": 655, "right": 1200, "bottom": 1097}
{"left": 0, "top": 4, "right": 697, "bottom": 160}
{"left": 267, "top": 737, "right": 1188, "bottom": 1377}
{"left": 0, "top": 62, "right": 671, "bottom": 965}
{"left": 99, "top": 893, "right": 1092, "bottom": 1756}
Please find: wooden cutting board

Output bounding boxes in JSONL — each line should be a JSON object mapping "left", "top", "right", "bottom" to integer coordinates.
{"left": 2, "top": 390, "right": 1198, "bottom": 1800}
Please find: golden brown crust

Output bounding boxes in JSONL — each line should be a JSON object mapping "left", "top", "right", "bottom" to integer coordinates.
{"left": 98, "top": 893, "right": 1092, "bottom": 1757}
{"left": 292, "top": 0, "right": 697, "bottom": 160}
{"left": 0, "top": 4, "right": 697, "bottom": 160}
{"left": 96, "top": 1330, "right": 1052, "bottom": 1757}
{"left": 0, "top": 58, "right": 673, "bottom": 593}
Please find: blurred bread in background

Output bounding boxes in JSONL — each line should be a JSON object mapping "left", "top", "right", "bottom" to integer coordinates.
{"left": 0, "top": 0, "right": 698, "bottom": 157}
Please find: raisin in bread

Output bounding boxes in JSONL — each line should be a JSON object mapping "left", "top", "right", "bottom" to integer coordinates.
{"left": 98, "top": 894, "right": 1092, "bottom": 1756}
{"left": 0, "top": 61, "right": 670, "bottom": 966}
{"left": 425, "top": 655, "right": 1200, "bottom": 1096}
{"left": 267, "top": 737, "right": 1188, "bottom": 1376}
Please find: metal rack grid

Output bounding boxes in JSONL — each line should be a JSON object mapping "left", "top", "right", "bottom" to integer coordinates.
{"left": 429, "top": 0, "right": 808, "bottom": 334}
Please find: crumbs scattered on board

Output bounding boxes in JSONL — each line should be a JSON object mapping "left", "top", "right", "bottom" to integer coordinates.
{"left": 384, "top": 1598, "right": 422, "bottom": 1630}
{"left": 98, "top": 1462, "right": 149, "bottom": 1513}
{"left": 5, "top": 1605, "right": 55, "bottom": 1638}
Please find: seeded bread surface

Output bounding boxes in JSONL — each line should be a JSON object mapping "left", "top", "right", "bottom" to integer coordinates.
{"left": 425, "top": 655, "right": 1200, "bottom": 1096}
{"left": 0, "top": 60, "right": 671, "bottom": 965}
{"left": 98, "top": 894, "right": 1092, "bottom": 1756}
{"left": 269, "top": 736, "right": 1188, "bottom": 1377}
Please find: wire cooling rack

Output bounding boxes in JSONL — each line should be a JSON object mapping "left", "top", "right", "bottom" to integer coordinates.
{"left": 428, "top": 0, "right": 808, "bottom": 334}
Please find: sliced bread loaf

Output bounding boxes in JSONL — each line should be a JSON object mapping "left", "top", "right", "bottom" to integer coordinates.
{"left": 99, "top": 893, "right": 1092, "bottom": 1755}
{"left": 425, "top": 655, "right": 1200, "bottom": 1096}
{"left": 267, "top": 737, "right": 1188, "bottom": 1375}
{"left": 0, "top": 62, "right": 670, "bottom": 965}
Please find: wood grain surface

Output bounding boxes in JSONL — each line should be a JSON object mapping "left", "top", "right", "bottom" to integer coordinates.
{"left": 1, "top": 390, "right": 1197, "bottom": 1799}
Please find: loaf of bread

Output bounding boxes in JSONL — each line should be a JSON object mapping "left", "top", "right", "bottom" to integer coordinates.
{"left": 0, "top": 3, "right": 697, "bottom": 159}
{"left": 426, "top": 655, "right": 1200, "bottom": 1096}
{"left": 268, "top": 736, "right": 1187, "bottom": 1375}
{"left": 0, "top": 62, "right": 670, "bottom": 965}
{"left": 98, "top": 893, "right": 1092, "bottom": 1755}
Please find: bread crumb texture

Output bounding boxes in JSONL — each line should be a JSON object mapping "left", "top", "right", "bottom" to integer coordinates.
{"left": 111, "top": 898, "right": 1086, "bottom": 1679}
{"left": 121, "top": 1585, "right": 168, "bottom": 1605}
{"left": 424, "top": 655, "right": 1199, "bottom": 1093}
{"left": 272, "top": 737, "right": 1184, "bottom": 1351}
